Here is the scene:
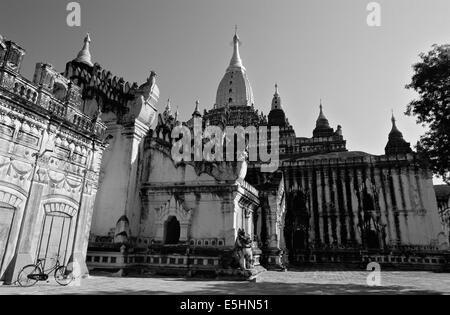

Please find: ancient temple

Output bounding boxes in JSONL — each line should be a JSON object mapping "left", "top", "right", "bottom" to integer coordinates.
{"left": 88, "top": 30, "right": 263, "bottom": 276}
{"left": 96, "top": 30, "right": 447, "bottom": 271}
{"left": 0, "top": 29, "right": 448, "bottom": 281}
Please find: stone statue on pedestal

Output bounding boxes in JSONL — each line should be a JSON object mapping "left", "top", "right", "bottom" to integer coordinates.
{"left": 234, "top": 228, "right": 254, "bottom": 270}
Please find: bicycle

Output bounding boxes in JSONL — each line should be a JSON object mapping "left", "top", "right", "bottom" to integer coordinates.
{"left": 17, "top": 256, "right": 74, "bottom": 287}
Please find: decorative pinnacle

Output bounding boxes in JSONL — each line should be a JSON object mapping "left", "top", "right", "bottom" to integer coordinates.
{"left": 391, "top": 109, "right": 397, "bottom": 127}
{"left": 192, "top": 100, "right": 202, "bottom": 117}
{"left": 74, "top": 33, "right": 93, "bottom": 66}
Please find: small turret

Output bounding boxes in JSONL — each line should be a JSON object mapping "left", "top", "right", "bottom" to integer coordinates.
{"left": 1, "top": 39, "right": 26, "bottom": 73}
{"left": 192, "top": 100, "right": 202, "bottom": 118}
{"left": 271, "top": 83, "right": 281, "bottom": 110}
{"left": 268, "top": 83, "right": 287, "bottom": 126}
{"left": 74, "top": 33, "right": 93, "bottom": 67}
{"left": 385, "top": 112, "right": 412, "bottom": 155}
{"left": 313, "top": 101, "right": 334, "bottom": 137}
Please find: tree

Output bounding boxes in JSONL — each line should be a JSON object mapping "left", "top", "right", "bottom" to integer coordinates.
{"left": 406, "top": 44, "right": 450, "bottom": 184}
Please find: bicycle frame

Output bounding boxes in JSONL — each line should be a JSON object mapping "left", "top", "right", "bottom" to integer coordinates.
{"left": 35, "top": 257, "right": 62, "bottom": 276}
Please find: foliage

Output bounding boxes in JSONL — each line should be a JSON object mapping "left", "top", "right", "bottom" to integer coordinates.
{"left": 406, "top": 44, "right": 450, "bottom": 184}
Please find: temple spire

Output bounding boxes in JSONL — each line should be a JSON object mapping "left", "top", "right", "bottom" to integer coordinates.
{"left": 74, "top": 33, "right": 93, "bottom": 67}
{"left": 271, "top": 83, "right": 282, "bottom": 110}
{"left": 391, "top": 109, "right": 398, "bottom": 128}
{"left": 228, "top": 26, "right": 244, "bottom": 71}
{"left": 318, "top": 100, "right": 326, "bottom": 121}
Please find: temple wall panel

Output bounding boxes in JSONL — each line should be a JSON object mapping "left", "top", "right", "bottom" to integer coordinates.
{"left": 91, "top": 124, "right": 134, "bottom": 237}
{"left": 330, "top": 167, "right": 341, "bottom": 245}
{"left": 351, "top": 168, "right": 363, "bottom": 244}
{"left": 373, "top": 167, "right": 389, "bottom": 245}
{"left": 391, "top": 167, "right": 410, "bottom": 244}
{"left": 339, "top": 168, "right": 351, "bottom": 243}
{"left": 315, "top": 169, "right": 324, "bottom": 245}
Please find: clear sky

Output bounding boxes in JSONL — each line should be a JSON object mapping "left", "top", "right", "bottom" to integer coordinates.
{"left": 1, "top": 0, "right": 449, "bottom": 162}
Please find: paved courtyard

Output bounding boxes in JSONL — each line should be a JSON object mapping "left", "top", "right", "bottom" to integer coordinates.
{"left": 1, "top": 269, "right": 450, "bottom": 295}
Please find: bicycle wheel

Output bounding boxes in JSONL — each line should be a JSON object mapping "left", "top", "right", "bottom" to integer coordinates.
{"left": 17, "top": 264, "right": 41, "bottom": 287}
{"left": 54, "top": 266, "right": 74, "bottom": 286}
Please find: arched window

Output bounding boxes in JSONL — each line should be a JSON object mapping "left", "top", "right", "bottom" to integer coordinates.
{"left": 228, "top": 98, "right": 232, "bottom": 103}
{"left": 37, "top": 211, "right": 73, "bottom": 268}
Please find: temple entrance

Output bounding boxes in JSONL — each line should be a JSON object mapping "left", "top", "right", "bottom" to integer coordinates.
{"left": 37, "top": 211, "right": 74, "bottom": 269}
{"left": 283, "top": 191, "right": 310, "bottom": 264}
{"left": 364, "top": 229, "right": 381, "bottom": 249}
{"left": 164, "top": 216, "right": 180, "bottom": 244}
{"left": 293, "top": 228, "right": 307, "bottom": 251}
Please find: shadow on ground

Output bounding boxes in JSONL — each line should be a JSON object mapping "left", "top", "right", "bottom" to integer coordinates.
{"left": 65, "top": 280, "right": 443, "bottom": 295}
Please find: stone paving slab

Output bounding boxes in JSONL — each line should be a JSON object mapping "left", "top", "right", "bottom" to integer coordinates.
{"left": 1, "top": 270, "right": 450, "bottom": 295}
